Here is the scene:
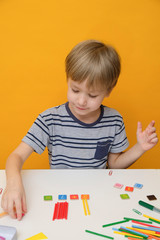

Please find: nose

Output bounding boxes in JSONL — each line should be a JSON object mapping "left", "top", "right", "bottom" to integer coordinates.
{"left": 78, "top": 94, "right": 87, "bottom": 106}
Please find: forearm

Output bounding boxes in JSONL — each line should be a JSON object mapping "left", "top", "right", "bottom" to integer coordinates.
{"left": 108, "top": 143, "right": 145, "bottom": 169}
{"left": 5, "top": 153, "right": 24, "bottom": 186}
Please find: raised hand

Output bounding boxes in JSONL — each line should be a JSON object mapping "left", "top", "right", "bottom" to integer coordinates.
{"left": 137, "top": 120, "right": 158, "bottom": 152}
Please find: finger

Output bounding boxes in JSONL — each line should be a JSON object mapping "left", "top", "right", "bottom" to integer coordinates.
{"left": 148, "top": 132, "right": 157, "bottom": 141}
{"left": 151, "top": 137, "right": 159, "bottom": 144}
{"left": 137, "top": 121, "right": 143, "bottom": 135}
{"left": 8, "top": 201, "right": 16, "bottom": 219}
{"left": 15, "top": 200, "right": 23, "bottom": 221}
{"left": 148, "top": 127, "right": 156, "bottom": 135}
{"left": 147, "top": 120, "right": 155, "bottom": 129}
{"left": 22, "top": 195, "right": 27, "bottom": 213}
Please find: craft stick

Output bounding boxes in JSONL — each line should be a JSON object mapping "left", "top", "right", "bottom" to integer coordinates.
{"left": 120, "top": 226, "right": 149, "bottom": 238}
{"left": 132, "top": 220, "right": 160, "bottom": 229}
{"left": 85, "top": 230, "right": 114, "bottom": 239}
{"left": 128, "top": 226, "right": 155, "bottom": 234}
{"left": 149, "top": 218, "right": 160, "bottom": 224}
{"left": 113, "top": 230, "right": 143, "bottom": 238}
{"left": 60, "top": 202, "right": 64, "bottom": 219}
{"left": 132, "top": 224, "right": 160, "bottom": 232}
{"left": 103, "top": 219, "right": 129, "bottom": 228}
{"left": 124, "top": 217, "right": 152, "bottom": 223}
{"left": 127, "top": 238, "right": 144, "bottom": 240}
{"left": 82, "top": 199, "right": 87, "bottom": 216}
{"left": 0, "top": 212, "right": 8, "bottom": 217}
{"left": 52, "top": 203, "right": 58, "bottom": 220}
{"left": 130, "top": 228, "right": 160, "bottom": 240}
{"left": 85, "top": 198, "right": 90, "bottom": 215}
{"left": 143, "top": 214, "right": 160, "bottom": 223}
{"left": 65, "top": 202, "right": 68, "bottom": 219}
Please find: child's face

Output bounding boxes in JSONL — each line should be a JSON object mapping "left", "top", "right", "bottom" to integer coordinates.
{"left": 67, "top": 78, "right": 108, "bottom": 123}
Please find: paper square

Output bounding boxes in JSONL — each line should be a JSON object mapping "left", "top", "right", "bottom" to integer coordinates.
{"left": 147, "top": 195, "right": 157, "bottom": 201}
{"left": 81, "top": 194, "right": 89, "bottom": 200}
{"left": 58, "top": 195, "right": 67, "bottom": 200}
{"left": 125, "top": 186, "right": 134, "bottom": 192}
{"left": 134, "top": 183, "right": 143, "bottom": 189}
{"left": 44, "top": 195, "right": 53, "bottom": 201}
{"left": 120, "top": 194, "right": 130, "bottom": 199}
{"left": 70, "top": 194, "right": 79, "bottom": 200}
{"left": 114, "top": 183, "right": 123, "bottom": 189}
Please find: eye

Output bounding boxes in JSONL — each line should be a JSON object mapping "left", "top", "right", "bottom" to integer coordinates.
{"left": 72, "top": 88, "right": 79, "bottom": 93}
{"left": 89, "top": 94, "right": 98, "bottom": 98}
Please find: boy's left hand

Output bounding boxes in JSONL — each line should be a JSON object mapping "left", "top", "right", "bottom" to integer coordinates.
{"left": 137, "top": 120, "right": 158, "bottom": 152}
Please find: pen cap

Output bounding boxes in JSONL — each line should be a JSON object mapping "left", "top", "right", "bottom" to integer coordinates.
{"left": 139, "top": 200, "right": 153, "bottom": 210}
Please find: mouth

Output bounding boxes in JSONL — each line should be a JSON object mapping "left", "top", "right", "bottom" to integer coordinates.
{"left": 76, "top": 106, "right": 87, "bottom": 111}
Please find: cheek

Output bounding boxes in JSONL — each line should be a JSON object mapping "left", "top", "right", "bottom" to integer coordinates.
{"left": 67, "top": 89, "right": 74, "bottom": 101}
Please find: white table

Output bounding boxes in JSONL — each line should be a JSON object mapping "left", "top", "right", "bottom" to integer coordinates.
{"left": 1, "top": 169, "right": 160, "bottom": 240}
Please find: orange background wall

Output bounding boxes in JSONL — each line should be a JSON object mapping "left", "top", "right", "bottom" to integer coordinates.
{"left": 0, "top": 0, "right": 159, "bottom": 169}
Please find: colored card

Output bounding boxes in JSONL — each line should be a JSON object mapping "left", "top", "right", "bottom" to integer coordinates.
{"left": 120, "top": 194, "right": 130, "bottom": 199}
{"left": 81, "top": 194, "right": 89, "bottom": 200}
{"left": 44, "top": 195, "right": 53, "bottom": 201}
{"left": 58, "top": 195, "right": 67, "bottom": 200}
{"left": 25, "top": 232, "right": 48, "bottom": 240}
{"left": 70, "top": 194, "right": 79, "bottom": 200}
{"left": 147, "top": 195, "right": 157, "bottom": 200}
{"left": 125, "top": 186, "right": 134, "bottom": 192}
{"left": 134, "top": 183, "right": 143, "bottom": 189}
{"left": 114, "top": 183, "right": 123, "bottom": 189}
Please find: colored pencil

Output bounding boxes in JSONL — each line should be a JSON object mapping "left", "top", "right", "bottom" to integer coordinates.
{"left": 85, "top": 230, "right": 114, "bottom": 239}
{"left": 103, "top": 219, "right": 129, "bottom": 228}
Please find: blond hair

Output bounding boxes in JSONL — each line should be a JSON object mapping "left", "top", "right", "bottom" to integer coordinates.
{"left": 65, "top": 40, "right": 121, "bottom": 93}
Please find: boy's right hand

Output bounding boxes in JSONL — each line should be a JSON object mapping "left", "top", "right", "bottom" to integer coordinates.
{"left": 1, "top": 181, "right": 27, "bottom": 221}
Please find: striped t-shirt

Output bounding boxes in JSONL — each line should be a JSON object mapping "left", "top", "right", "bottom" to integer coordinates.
{"left": 22, "top": 102, "right": 129, "bottom": 169}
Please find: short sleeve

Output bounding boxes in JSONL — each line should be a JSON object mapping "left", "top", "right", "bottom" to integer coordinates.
{"left": 22, "top": 114, "right": 49, "bottom": 154}
{"left": 110, "top": 117, "right": 129, "bottom": 153}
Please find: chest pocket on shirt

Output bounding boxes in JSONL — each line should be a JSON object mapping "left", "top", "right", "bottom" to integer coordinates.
{"left": 94, "top": 140, "right": 112, "bottom": 159}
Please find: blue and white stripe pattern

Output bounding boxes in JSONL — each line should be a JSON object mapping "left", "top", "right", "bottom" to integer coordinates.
{"left": 22, "top": 102, "right": 129, "bottom": 169}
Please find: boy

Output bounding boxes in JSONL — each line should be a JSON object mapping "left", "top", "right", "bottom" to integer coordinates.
{"left": 1, "top": 40, "right": 158, "bottom": 220}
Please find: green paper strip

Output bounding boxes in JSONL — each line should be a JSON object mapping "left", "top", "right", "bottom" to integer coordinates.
{"left": 85, "top": 230, "right": 114, "bottom": 239}
{"left": 102, "top": 219, "right": 129, "bottom": 228}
